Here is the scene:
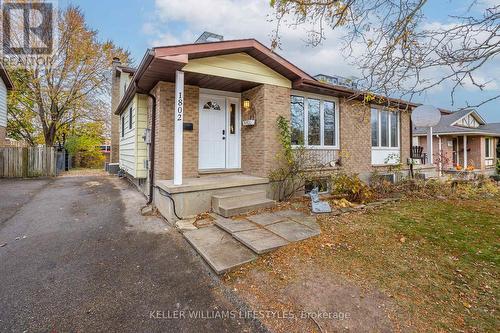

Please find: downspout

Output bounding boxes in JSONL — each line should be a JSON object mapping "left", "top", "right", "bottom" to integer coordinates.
{"left": 135, "top": 83, "right": 182, "bottom": 220}
{"left": 146, "top": 92, "right": 156, "bottom": 205}
{"left": 135, "top": 81, "right": 156, "bottom": 205}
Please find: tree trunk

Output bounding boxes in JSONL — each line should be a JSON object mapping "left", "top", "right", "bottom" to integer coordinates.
{"left": 44, "top": 124, "right": 57, "bottom": 147}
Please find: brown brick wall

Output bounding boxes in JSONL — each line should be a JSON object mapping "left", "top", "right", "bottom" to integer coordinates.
{"left": 151, "top": 81, "right": 199, "bottom": 181}
{"left": 420, "top": 135, "right": 455, "bottom": 168}
{"left": 0, "top": 126, "right": 6, "bottom": 143}
{"left": 338, "top": 100, "right": 412, "bottom": 176}
{"left": 400, "top": 111, "right": 411, "bottom": 164}
{"left": 467, "top": 136, "right": 483, "bottom": 170}
{"left": 339, "top": 99, "right": 372, "bottom": 174}
{"left": 149, "top": 81, "right": 414, "bottom": 181}
{"left": 241, "top": 84, "right": 290, "bottom": 177}
{"left": 110, "top": 67, "right": 120, "bottom": 163}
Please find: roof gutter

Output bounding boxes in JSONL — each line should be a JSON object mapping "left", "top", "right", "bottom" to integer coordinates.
{"left": 135, "top": 81, "right": 156, "bottom": 206}
{"left": 295, "top": 78, "right": 418, "bottom": 110}
{"left": 413, "top": 131, "right": 500, "bottom": 137}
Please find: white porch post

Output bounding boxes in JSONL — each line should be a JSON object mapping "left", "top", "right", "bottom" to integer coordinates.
{"left": 463, "top": 135, "right": 468, "bottom": 169}
{"left": 438, "top": 136, "right": 442, "bottom": 175}
{"left": 427, "top": 127, "right": 433, "bottom": 164}
{"left": 173, "top": 70, "right": 184, "bottom": 185}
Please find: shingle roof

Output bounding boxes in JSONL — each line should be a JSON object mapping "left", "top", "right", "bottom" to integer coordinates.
{"left": 413, "top": 109, "right": 500, "bottom": 136}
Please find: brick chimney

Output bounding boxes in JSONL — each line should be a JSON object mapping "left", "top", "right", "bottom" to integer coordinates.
{"left": 110, "top": 57, "right": 121, "bottom": 163}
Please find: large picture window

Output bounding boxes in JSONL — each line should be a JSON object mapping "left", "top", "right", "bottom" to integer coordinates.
{"left": 290, "top": 94, "right": 338, "bottom": 148}
{"left": 371, "top": 108, "right": 399, "bottom": 148}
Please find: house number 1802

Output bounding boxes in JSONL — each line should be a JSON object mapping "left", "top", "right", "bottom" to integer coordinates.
{"left": 176, "top": 92, "right": 183, "bottom": 121}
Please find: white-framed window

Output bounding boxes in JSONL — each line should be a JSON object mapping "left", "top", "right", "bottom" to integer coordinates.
{"left": 128, "top": 107, "right": 133, "bottom": 129}
{"left": 485, "top": 137, "right": 493, "bottom": 158}
{"left": 371, "top": 108, "right": 400, "bottom": 148}
{"left": 290, "top": 92, "right": 339, "bottom": 148}
{"left": 121, "top": 115, "right": 125, "bottom": 138}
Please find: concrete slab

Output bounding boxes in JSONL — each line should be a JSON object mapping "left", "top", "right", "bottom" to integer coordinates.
{"left": 266, "top": 220, "right": 320, "bottom": 242}
{"left": 175, "top": 219, "right": 197, "bottom": 231}
{"left": 233, "top": 229, "right": 289, "bottom": 254}
{"left": 156, "top": 174, "right": 269, "bottom": 194}
{"left": 214, "top": 217, "right": 259, "bottom": 234}
{"left": 289, "top": 216, "right": 320, "bottom": 232}
{"left": 275, "top": 209, "right": 308, "bottom": 218}
{"left": 247, "top": 212, "right": 286, "bottom": 226}
{"left": 183, "top": 226, "right": 257, "bottom": 274}
{"left": 194, "top": 218, "right": 213, "bottom": 228}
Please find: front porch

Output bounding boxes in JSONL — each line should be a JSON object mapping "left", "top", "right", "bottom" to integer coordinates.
{"left": 154, "top": 174, "right": 273, "bottom": 221}
{"left": 415, "top": 133, "right": 499, "bottom": 177}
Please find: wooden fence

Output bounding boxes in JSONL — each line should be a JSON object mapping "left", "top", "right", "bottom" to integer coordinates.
{"left": 0, "top": 146, "right": 57, "bottom": 178}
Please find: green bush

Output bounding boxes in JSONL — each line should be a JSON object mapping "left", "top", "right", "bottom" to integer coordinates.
{"left": 65, "top": 134, "right": 104, "bottom": 168}
{"left": 330, "top": 172, "right": 373, "bottom": 203}
{"left": 269, "top": 116, "right": 332, "bottom": 201}
{"left": 496, "top": 159, "right": 500, "bottom": 175}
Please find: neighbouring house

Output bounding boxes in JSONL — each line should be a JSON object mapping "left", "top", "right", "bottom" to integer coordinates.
{"left": 413, "top": 109, "right": 500, "bottom": 175}
{"left": 111, "top": 37, "right": 417, "bottom": 221}
{"left": 99, "top": 141, "right": 112, "bottom": 164}
{"left": 0, "top": 63, "right": 14, "bottom": 144}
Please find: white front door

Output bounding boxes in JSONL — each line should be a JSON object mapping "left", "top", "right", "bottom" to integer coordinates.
{"left": 198, "top": 93, "right": 241, "bottom": 170}
{"left": 199, "top": 95, "right": 227, "bottom": 169}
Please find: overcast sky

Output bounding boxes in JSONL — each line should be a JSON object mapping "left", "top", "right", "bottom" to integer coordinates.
{"left": 61, "top": 0, "right": 499, "bottom": 122}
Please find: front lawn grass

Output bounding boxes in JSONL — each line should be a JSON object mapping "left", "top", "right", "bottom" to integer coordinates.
{"left": 225, "top": 198, "right": 500, "bottom": 332}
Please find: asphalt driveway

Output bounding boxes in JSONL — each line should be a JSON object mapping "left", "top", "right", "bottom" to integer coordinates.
{"left": 0, "top": 175, "right": 263, "bottom": 332}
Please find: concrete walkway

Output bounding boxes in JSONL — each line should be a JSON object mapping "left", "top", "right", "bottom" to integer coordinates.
{"left": 0, "top": 176, "right": 264, "bottom": 332}
{"left": 184, "top": 210, "right": 321, "bottom": 274}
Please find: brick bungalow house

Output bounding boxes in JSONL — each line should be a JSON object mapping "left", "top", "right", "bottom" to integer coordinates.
{"left": 413, "top": 108, "right": 500, "bottom": 175}
{"left": 111, "top": 38, "right": 416, "bottom": 221}
{"left": 0, "top": 63, "right": 14, "bottom": 144}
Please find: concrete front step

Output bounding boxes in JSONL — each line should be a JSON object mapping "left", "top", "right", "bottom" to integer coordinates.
{"left": 212, "top": 189, "right": 268, "bottom": 211}
{"left": 217, "top": 198, "right": 275, "bottom": 218}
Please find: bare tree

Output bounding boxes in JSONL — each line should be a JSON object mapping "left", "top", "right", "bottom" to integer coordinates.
{"left": 6, "top": 6, "right": 129, "bottom": 146}
{"left": 271, "top": 0, "right": 500, "bottom": 108}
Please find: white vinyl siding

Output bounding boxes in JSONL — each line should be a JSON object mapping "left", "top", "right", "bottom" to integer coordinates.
{"left": 119, "top": 72, "right": 131, "bottom": 100}
{"left": 119, "top": 94, "right": 149, "bottom": 178}
{"left": 119, "top": 99, "right": 136, "bottom": 177}
{"left": 0, "top": 79, "right": 7, "bottom": 127}
{"left": 135, "top": 95, "right": 148, "bottom": 178}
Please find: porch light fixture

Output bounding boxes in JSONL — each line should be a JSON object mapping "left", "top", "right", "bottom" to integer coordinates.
{"left": 243, "top": 99, "right": 251, "bottom": 109}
